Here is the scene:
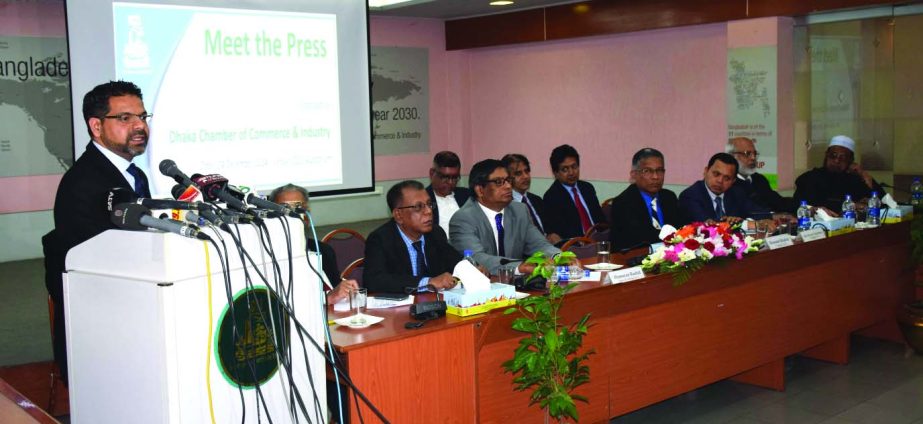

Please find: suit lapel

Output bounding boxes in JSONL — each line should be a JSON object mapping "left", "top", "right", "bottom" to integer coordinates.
{"left": 84, "top": 142, "right": 133, "bottom": 191}
{"left": 388, "top": 223, "right": 415, "bottom": 276}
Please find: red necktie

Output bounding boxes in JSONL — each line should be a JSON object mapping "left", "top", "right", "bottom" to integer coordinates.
{"left": 570, "top": 186, "right": 592, "bottom": 233}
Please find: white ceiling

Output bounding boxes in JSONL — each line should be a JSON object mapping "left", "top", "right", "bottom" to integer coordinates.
{"left": 369, "top": 0, "right": 581, "bottom": 20}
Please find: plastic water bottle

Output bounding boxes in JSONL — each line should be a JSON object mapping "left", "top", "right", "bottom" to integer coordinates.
{"left": 463, "top": 249, "right": 477, "bottom": 266}
{"left": 841, "top": 195, "right": 856, "bottom": 221}
{"left": 867, "top": 191, "right": 881, "bottom": 226}
{"left": 911, "top": 177, "right": 923, "bottom": 207}
{"left": 796, "top": 200, "right": 811, "bottom": 232}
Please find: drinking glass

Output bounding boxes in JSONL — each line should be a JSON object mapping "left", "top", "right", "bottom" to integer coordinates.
{"left": 349, "top": 288, "right": 368, "bottom": 325}
{"left": 498, "top": 268, "right": 515, "bottom": 284}
{"left": 756, "top": 221, "right": 770, "bottom": 239}
{"left": 596, "top": 241, "right": 611, "bottom": 265}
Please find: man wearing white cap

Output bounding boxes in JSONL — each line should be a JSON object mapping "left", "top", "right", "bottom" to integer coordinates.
{"left": 793, "top": 135, "right": 884, "bottom": 213}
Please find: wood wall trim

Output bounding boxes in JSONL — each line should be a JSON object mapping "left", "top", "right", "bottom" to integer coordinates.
{"left": 445, "top": 0, "right": 900, "bottom": 50}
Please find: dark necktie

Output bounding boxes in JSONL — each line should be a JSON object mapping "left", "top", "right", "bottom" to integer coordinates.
{"left": 412, "top": 240, "right": 428, "bottom": 277}
{"left": 650, "top": 198, "right": 661, "bottom": 230}
{"left": 127, "top": 163, "right": 150, "bottom": 198}
{"left": 570, "top": 186, "right": 592, "bottom": 233}
{"left": 714, "top": 196, "right": 725, "bottom": 220}
{"left": 523, "top": 196, "right": 543, "bottom": 233}
{"left": 494, "top": 213, "right": 505, "bottom": 257}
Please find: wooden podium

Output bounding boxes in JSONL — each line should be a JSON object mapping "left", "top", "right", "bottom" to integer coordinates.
{"left": 63, "top": 217, "right": 327, "bottom": 423}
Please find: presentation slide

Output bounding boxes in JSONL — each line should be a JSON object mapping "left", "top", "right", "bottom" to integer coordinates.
{"left": 66, "top": 0, "right": 373, "bottom": 197}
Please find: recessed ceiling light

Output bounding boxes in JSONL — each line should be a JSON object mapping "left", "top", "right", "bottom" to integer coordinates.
{"left": 490, "top": 1, "right": 514, "bottom": 6}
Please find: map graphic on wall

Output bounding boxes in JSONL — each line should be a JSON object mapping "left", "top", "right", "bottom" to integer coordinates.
{"left": 371, "top": 46, "right": 429, "bottom": 156}
{"left": 0, "top": 36, "right": 73, "bottom": 178}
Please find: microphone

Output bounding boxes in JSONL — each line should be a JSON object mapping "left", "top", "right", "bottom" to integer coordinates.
{"left": 110, "top": 203, "right": 210, "bottom": 240}
{"left": 106, "top": 187, "right": 206, "bottom": 211}
{"left": 159, "top": 159, "right": 197, "bottom": 189}
{"left": 245, "top": 192, "right": 296, "bottom": 217}
{"left": 190, "top": 173, "right": 251, "bottom": 212}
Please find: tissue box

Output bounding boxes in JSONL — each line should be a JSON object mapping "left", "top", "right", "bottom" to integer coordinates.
{"left": 883, "top": 205, "right": 914, "bottom": 224}
{"left": 443, "top": 283, "right": 516, "bottom": 317}
{"left": 812, "top": 218, "right": 856, "bottom": 237}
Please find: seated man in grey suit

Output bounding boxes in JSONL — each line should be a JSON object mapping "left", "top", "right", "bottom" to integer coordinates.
{"left": 450, "top": 159, "right": 560, "bottom": 275}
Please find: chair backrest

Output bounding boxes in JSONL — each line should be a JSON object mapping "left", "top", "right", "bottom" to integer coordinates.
{"left": 584, "top": 223, "right": 610, "bottom": 239}
{"left": 590, "top": 229, "right": 610, "bottom": 243}
{"left": 601, "top": 198, "right": 614, "bottom": 222}
{"left": 340, "top": 258, "right": 364, "bottom": 286}
{"left": 322, "top": 228, "right": 366, "bottom": 275}
{"left": 561, "top": 236, "right": 598, "bottom": 259}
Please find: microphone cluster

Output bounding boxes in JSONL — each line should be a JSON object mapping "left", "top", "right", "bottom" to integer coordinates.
{"left": 107, "top": 159, "right": 302, "bottom": 239}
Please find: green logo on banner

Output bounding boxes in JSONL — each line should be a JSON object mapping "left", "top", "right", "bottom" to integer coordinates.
{"left": 215, "top": 286, "right": 290, "bottom": 388}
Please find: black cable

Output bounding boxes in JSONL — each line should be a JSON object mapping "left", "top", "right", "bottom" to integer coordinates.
{"left": 206, "top": 235, "right": 247, "bottom": 424}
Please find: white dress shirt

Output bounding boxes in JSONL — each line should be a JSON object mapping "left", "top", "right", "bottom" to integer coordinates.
{"left": 477, "top": 201, "right": 503, "bottom": 254}
{"left": 435, "top": 192, "right": 460, "bottom": 236}
{"left": 92, "top": 141, "right": 136, "bottom": 189}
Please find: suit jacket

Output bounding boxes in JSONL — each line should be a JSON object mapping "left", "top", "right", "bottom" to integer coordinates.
{"left": 793, "top": 168, "right": 884, "bottom": 213}
{"left": 735, "top": 173, "right": 798, "bottom": 214}
{"left": 542, "top": 180, "right": 607, "bottom": 239}
{"left": 449, "top": 199, "right": 560, "bottom": 274}
{"left": 42, "top": 141, "right": 145, "bottom": 381}
{"left": 425, "top": 185, "right": 471, "bottom": 230}
{"left": 306, "top": 237, "right": 339, "bottom": 286}
{"left": 609, "top": 184, "right": 682, "bottom": 251}
{"left": 363, "top": 220, "right": 463, "bottom": 294}
{"left": 678, "top": 180, "right": 770, "bottom": 223}
{"left": 517, "top": 191, "right": 548, "bottom": 234}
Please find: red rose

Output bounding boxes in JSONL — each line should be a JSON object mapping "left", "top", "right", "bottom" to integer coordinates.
{"left": 703, "top": 241, "right": 715, "bottom": 252}
{"left": 684, "top": 239, "right": 700, "bottom": 250}
{"left": 662, "top": 233, "right": 676, "bottom": 243}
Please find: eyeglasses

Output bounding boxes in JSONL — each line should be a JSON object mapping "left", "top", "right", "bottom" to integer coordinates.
{"left": 732, "top": 150, "right": 759, "bottom": 159}
{"left": 281, "top": 201, "right": 307, "bottom": 210}
{"left": 826, "top": 151, "right": 850, "bottom": 161}
{"left": 433, "top": 170, "right": 460, "bottom": 182}
{"left": 636, "top": 168, "right": 666, "bottom": 176}
{"left": 396, "top": 201, "right": 435, "bottom": 213}
{"left": 101, "top": 112, "right": 153, "bottom": 124}
{"left": 485, "top": 177, "right": 514, "bottom": 187}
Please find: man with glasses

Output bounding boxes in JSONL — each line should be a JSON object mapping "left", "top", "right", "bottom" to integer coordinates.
{"left": 450, "top": 159, "right": 560, "bottom": 275}
{"left": 728, "top": 137, "right": 798, "bottom": 214}
{"left": 364, "top": 180, "right": 462, "bottom": 294}
{"left": 794, "top": 135, "right": 885, "bottom": 213}
{"left": 269, "top": 184, "right": 357, "bottom": 303}
{"left": 426, "top": 151, "right": 471, "bottom": 237}
{"left": 543, "top": 144, "right": 607, "bottom": 244}
{"left": 609, "top": 148, "right": 683, "bottom": 251}
{"left": 501, "top": 153, "right": 547, "bottom": 236}
{"left": 679, "top": 153, "right": 771, "bottom": 224}
{"left": 42, "top": 80, "right": 154, "bottom": 383}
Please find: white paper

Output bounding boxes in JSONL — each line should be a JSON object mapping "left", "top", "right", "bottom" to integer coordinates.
{"left": 800, "top": 228, "right": 827, "bottom": 242}
{"left": 882, "top": 193, "right": 899, "bottom": 209}
{"left": 332, "top": 298, "right": 349, "bottom": 312}
{"left": 765, "top": 234, "right": 794, "bottom": 250}
{"left": 607, "top": 266, "right": 646, "bottom": 285}
{"left": 367, "top": 295, "right": 415, "bottom": 309}
{"left": 453, "top": 259, "right": 491, "bottom": 292}
{"left": 814, "top": 207, "right": 836, "bottom": 222}
{"left": 577, "top": 271, "right": 602, "bottom": 281}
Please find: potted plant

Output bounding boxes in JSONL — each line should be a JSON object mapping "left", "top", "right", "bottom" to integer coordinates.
{"left": 898, "top": 213, "right": 923, "bottom": 354}
{"left": 502, "top": 281, "right": 593, "bottom": 423}
{"left": 523, "top": 251, "right": 580, "bottom": 282}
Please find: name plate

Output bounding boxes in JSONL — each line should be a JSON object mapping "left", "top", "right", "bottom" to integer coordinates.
{"left": 800, "top": 228, "right": 827, "bottom": 242}
{"left": 607, "top": 266, "right": 645, "bottom": 285}
{"left": 764, "top": 234, "right": 794, "bottom": 250}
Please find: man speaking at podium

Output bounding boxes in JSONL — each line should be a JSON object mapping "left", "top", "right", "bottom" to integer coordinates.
{"left": 42, "top": 81, "right": 152, "bottom": 383}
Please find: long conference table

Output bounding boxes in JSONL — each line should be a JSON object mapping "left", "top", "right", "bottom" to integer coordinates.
{"left": 327, "top": 221, "right": 914, "bottom": 424}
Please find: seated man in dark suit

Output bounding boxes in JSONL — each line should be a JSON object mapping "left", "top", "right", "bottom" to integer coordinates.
{"left": 501, "top": 153, "right": 548, "bottom": 236}
{"left": 269, "top": 184, "right": 357, "bottom": 304}
{"left": 426, "top": 151, "right": 471, "bottom": 237}
{"left": 450, "top": 159, "right": 560, "bottom": 275}
{"left": 542, "top": 144, "right": 606, "bottom": 244}
{"left": 679, "top": 153, "right": 771, "bottom": 224}
{"left": 609, "top": 148, "right": 682, "bottom": 251}
{"left": 364, "top": 180, "right": 462, "bottom": 294}
{"left": 794, "top": 135, "right": 885, "bottom": 213}
{"left": 43, "top": 80, "right": 154, "bottom": 383}
{"left": 728, "top": 137, "right": 798, "bottom": 214}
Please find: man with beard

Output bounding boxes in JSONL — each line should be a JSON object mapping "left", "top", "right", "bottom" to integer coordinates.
{"left": 727, "top": 137, "right": 799, "bottom": 214}
{"left": 42, "top": 81, "right": 153, "bottom": 383}
{"left": 450, "top": 159, "right": 560, "bottom": 275}
{"left": 794, "top": 135, "right": 885, "bottom": 213}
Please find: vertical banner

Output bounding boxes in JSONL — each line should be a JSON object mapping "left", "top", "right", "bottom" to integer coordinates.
{"left": 371, "top": 46, "right": 428, "bottom": 155}
{"left": 727, "top": 46, "right": 778, "bottom": 188}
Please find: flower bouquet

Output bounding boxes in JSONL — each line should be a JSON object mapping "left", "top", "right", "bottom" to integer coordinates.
{"left": 641, "top": 222, "right": 763, "bottom": 286}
